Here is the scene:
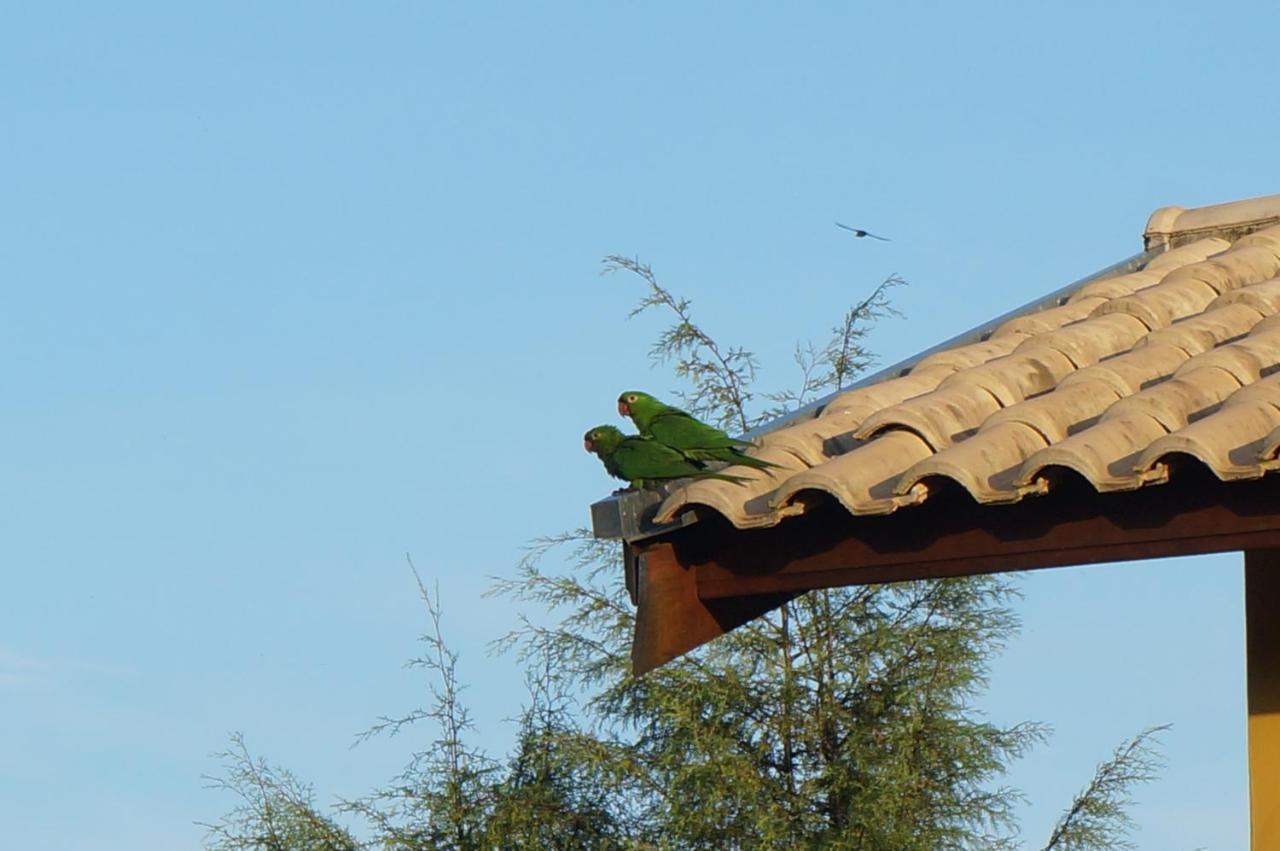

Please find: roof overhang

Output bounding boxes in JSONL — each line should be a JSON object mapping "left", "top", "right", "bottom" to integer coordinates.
{"left": 591, "top": 248, "right": 1160, "bottom": 543}
{"left": 592, "top": 192, "right": 1280, "bottom": 675}
{"left": 629, "top": 467, "right": 1280, "bottom": 674}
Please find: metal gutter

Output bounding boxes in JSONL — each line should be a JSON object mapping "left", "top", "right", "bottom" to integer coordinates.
{"left": 590, "top": 245, "right": 1164, "bottom": 542}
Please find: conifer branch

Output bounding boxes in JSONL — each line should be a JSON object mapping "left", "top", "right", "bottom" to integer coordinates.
{"left": 1040, "top": 725, "right": 1170, "bottom": 851}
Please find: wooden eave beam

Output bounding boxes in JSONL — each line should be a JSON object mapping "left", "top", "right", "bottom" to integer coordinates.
{"left": 630, "top": 469, "right": 1280, "bottom": 673}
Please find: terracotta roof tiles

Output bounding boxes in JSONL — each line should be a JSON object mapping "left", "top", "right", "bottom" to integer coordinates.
{"left": 652, "top": 197, "right": 1280, "bottom": 532}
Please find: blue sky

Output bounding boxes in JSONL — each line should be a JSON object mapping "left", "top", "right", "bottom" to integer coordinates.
{"left": 1, "top": 2, "right": 1270, "bottom": 847}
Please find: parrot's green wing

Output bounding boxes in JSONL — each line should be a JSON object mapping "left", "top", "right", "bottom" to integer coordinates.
{"left": 648, "top": 412, "right": 781, "bottom": 471}
{"left": 648, "top": 410, "right": 746, "bottom": 451}
{"left": 612, "top": 437, "right": 708, "bottom": 480}
{"left": 611, "top": 436, "right": 749, "bottom": 488}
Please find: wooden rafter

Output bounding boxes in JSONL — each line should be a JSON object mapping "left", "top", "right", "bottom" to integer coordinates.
{"left": 631, "top": 467, "right": 1280, "bottom": 674}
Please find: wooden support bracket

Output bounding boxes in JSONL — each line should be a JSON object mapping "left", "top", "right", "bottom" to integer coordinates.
{"left": 629, "top": 540, "right": 793, "bottom": 675}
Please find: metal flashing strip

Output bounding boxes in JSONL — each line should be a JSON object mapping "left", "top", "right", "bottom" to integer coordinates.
{"left": 590, "top": 246, "right": 1163, "bottom": 542}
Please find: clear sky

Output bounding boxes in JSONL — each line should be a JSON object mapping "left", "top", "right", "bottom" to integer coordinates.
{"left": 1, "top": 2, "right": 1270, "bottom": 848}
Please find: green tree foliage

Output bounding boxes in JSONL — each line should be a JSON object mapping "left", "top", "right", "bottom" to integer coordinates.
{"left": 1040, "top": 725, "right": 1170, "bottom": 851}
{"left": 480, "top": 663, "right": 634, "bottom": 848}
{"left": 341, "top": 562, "right": 499, "bottom": 850}
{"left": 203, "top": 258, "right": 1166, "bottom": 850}
{"left": 200, "top": 733, "right": 360, "bottom": 851}
{"left": 496, "top": 535, "right": 1044, "bottom": 850}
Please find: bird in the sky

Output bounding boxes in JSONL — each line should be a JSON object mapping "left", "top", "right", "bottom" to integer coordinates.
{"left": 835, "top": 221, "right": 890, "bottom": 241}
{"left": 583, "top": 425, "right": 749, "bottom": 490}
{"left": 616, "top": 391, "right": 781, "bottom": 471}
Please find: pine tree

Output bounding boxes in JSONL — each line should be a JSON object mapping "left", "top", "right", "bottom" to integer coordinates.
{"left": 493, "top": 259, "right": 1033, "bottom": 849}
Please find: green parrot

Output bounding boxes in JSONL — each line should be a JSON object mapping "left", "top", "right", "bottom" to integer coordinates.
{"left": 615, "top": 391, "right": 781, "bottom": 471}
{"left": 583, "top": 425, "right": 749, "bottom": 490}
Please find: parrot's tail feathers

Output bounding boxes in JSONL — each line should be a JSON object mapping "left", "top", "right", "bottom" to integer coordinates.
{"left": 704, "top": 471, "right": 752, "bottom": 486}
{"left": 731, "top": 453, "right": 783, "bottom": 471}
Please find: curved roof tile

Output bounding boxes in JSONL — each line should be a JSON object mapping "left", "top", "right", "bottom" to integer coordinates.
{"left": 655, "top": 206, "right": 1280, "bottom": 530}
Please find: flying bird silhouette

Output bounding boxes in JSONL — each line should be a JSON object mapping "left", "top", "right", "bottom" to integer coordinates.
{"left": 835, "top": 221, "right": 890, "bottom": 241}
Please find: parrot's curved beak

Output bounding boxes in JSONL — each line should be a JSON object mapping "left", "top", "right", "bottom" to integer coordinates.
{"left": 583, "top": 438, "right": 594, "bottom": 452}
{"left": 617, "top": 401, "right": 630, "bottom": 416}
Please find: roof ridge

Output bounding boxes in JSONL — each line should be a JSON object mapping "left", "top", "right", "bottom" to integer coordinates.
{"left": 1146, "top": 192, "right": 1280, "bottom": 250}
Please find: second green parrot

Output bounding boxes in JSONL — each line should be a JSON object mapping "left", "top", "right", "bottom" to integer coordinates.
{"left": 584, "top": 425, "right": 749, "bottom": 490}
{"left": 616, "top": 390, "right": 781, "bottom": 471}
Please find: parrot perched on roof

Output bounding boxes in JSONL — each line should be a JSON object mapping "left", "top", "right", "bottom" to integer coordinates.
{"left": 583, "top": 425, "right": 749, "bottom": 490}
{"left": 615, "top": 391, "right": 781, "bottom": 471}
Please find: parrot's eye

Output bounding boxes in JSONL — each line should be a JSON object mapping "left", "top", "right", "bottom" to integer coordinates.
{"left": 627, "top": 395, "right": 637, "bottom": 403}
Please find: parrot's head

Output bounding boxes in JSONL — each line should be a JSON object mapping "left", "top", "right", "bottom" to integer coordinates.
{"left": 584, "top": 425, "right": 624, "bottom": 455}
{"left": 617, "top": 390, "right": 656, "bottom": 418}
